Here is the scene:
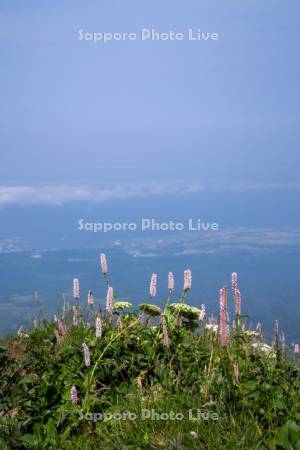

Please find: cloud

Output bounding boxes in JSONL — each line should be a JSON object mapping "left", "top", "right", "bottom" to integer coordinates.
{"left": 0, "top": 180, "right": 299, "bottom": 206}
{"left": 213, "top": 181, "right": 300, "bottom": 192}
{"left": 0, "top": 182, "right": 203, "bottom": 206}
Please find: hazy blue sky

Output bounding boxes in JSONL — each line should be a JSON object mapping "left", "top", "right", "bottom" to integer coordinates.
{"left": 0, "top": 0, "right": 299, "bottom": 202}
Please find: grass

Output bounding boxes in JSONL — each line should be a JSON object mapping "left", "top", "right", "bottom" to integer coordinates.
{"left": 0, "top": 266, "right": 300, "bottom": 449}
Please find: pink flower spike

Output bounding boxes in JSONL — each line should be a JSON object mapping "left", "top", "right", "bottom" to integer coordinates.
{"left": 149, "top": 273, "right": 157, "bottom": 298}
{"left": 72, "top": 306, "right": 79, "bottom": 326}
{"left": 183, "top": 269, "right": 192, "bottom": 291}
{"left": 106, "top": 286, "right": 113, "bottom": 314}
{"left": 234, "top": 289, "right": 241, "bottom": 316}
{"left": 219, "top": 286, "right": 228, "bottom": 347}
{"left": 87, "top": 289, "right": 94, "bottom": 305}
{"left": 231, "top": 272, "right": 238, "bottom": 293}
{"left": 73, "top": 278, "right": 80, "bottom": 300}
{"left": 280, "top": 332, "right": 285, "bottom": 350}
{"left": 58, "top": 319, "right": 67, "bottom": 336}
{"left": 168, "top": 272, "right": 174, "bottom": 292}
{"left": 95, "top": 317, "right": 102, "bottom": 338}
{"left": 70, "top": 385, "right": 78, "bottom": 405}
{"left": 82, "top": 343, "right": 91, "bottom": 367}
{"left": 100, "top": 253, "right": 108, "bottom": 275}
{"left": 274, "top": 320, "right": 279, "bottom": 337}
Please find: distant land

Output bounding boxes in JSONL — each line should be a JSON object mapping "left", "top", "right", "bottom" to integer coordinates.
{"left": 1, "top": 188, "right": 300, "bottom": 340}
{"left": 1, "top": 229, "right": 300, "bottom": 344}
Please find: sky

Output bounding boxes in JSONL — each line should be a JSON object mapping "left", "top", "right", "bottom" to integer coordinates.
{"left": 0, "top": 0, "right": 300, "bottom": 205}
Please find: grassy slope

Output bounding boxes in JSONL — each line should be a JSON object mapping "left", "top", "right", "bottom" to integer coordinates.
{"left": 1, "top": 311, "right": 300, "bottom": 450}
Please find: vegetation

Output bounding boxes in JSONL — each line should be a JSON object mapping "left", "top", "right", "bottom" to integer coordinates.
{"left": 0, "top": 258, "right": 300, "bottom": 449}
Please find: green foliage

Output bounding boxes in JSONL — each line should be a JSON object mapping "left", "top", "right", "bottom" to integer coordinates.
{"left": 0, "top": 311, "right": 300, "bottom": 449}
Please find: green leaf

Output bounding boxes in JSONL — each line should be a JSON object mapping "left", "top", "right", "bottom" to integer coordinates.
{"left": 20, "top": 434, "right": 36, "bottom": 447}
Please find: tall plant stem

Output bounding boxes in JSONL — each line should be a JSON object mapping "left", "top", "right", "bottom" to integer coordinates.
{"left": 84, "top": 318, "right": 139, "bottom": 402}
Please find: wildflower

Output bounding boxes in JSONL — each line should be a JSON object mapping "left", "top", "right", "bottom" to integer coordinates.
{"left": 169, "top": 303, "right": 201, "bottom": 319}
{"left": 149, "top": 273, "right": 157, "bottom": 297}
{"left": 278, "top": 332, "right": 285, "bottom": 349}
{"left": 183, "top": 269, "right": 192, "bottom": 291}
{"left": 17, "top": 326, "right": 24, "bottom": 337}
{"left": 274, "top": 320, "right": 279, "bottom": 337}
{"left": 113, "top": 301, "right": 132, "bottom": 311}
{"left": 168, "top": 272, "right": 174, "bottom": 292}
{"left": 294, "top": 344, "right": 299, "bottom": 354}
{"left": 82, "top": 343, "right": 91, "bottom": 367}
{"left": 87, "top": 289, "right": 94, "bottom": 305}
{"left": 140, "top": 303, "right": 161, "bottom": 316}
{"left": 95, "top": 317, "right": 102, "bottom": 338}
{"left": 243, "top": 330, "right": 260, "bottom": 338}
{"left": 234, "top": 289, "right": 241, "bottom": 316}
{"left": 252, "top": 342, "right": 276, "bottom": 358}
{"left": 72, "top": 306, "right": 79, "bottom": 326}
{"left": 100, "top": 253, "right": 108, "bottom": 275}
{"left": 73, "top": 278, "right": 80, "bottom": 300}
{"left": 256, "top": 322, "right": 262, "bottom": 333}
{"left": 70, "top": 385, "right": 78, "bottom": 405}
{"left": 58, "top": 319, "right": 67, "bottom": 335}
{"left": 231, "top": 272, "right": 238, "bottom": 293}
{"left": 161, "top": 316, "right": 169, "bottom": 347}
{"left": 205, "top": 324, "right": 218, "bottom": 333}
{"left": 17, "top": 326, "right": 28, "bottom": 338}
{"left": 190, "top": 431, "right": 198, "bottom": 439}
{"left": 106, "top": 286, "right": 113, "bottom": 314}
{"left": 199, "top": 304, "right": 206, "bottom": 321}
{"left": 219, "top": 286, "right": 228, "bottom": 347}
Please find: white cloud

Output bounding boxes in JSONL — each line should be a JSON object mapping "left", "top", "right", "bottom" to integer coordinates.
{"left": 0, "top": 180, "right": 299, "bottom": 206}
{"left": 213, "top": 181, "right": 300, "bottom": 192}
{"left": 0, "top": 182, "right": 203, "bottom": 206}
